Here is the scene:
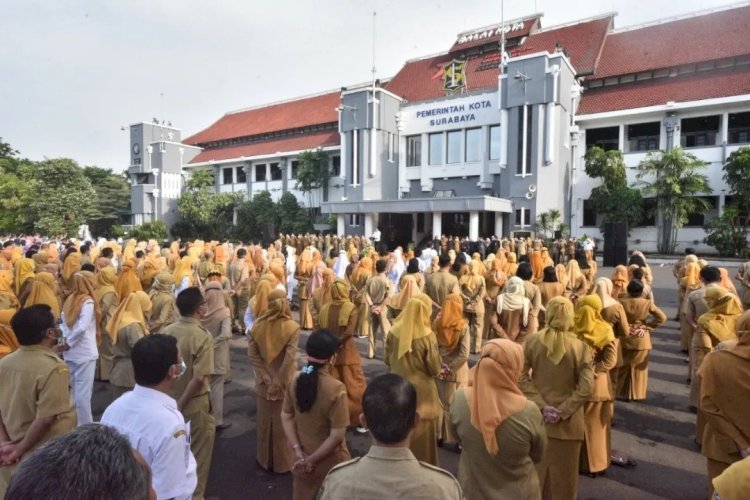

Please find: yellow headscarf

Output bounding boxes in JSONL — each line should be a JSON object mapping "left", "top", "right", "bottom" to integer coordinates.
{"left": 14, "top": 258, "right": 35, "bottom": 295}
{"left": 713, "top": 455, "right": 750, "bottom": 500}
{"left": 389, "top": 294, "right": 432, "bottom": 359}
{"left": 251, "top": 280, "right": 274, "bottom": 318}
{"left": 173, "top": 256, "right": 193, "bottom": 285}
{"left": 115, "top": 259, "right": 143, "bottom": 299}
{"left": 24, "top": 272, "right": 61, "bottom": 320}
{"left": 434, "top": 293, "right": 465, "bottom": 352}
{"left": 62, "top": 272, "right": 102, "bottom": 342}
{"left": 106, "top": 291, "right": 152, "bottom": 343}
{"left": 390, "top": 274, "right": 420, "bottom": 311}
{"left": 574, "top": 295, "right": 615, "bottom": 349}
{"left": 95, "top": 267, "right": 119, "bottom": 303}
{"left": 62, "top": 252, "right": 82, "bottom": 281}
{"left": 538, "top": 296, "right": 575, "bottom": 365}
{"left": 698, "top": 286, "right": 744, "bottom": 343}
{"left": 319, "top": 279, "right": 354, "bottom": 328}
{"left": 682, "top": 257, "right": 701, "bottom": 288}
{"left": 251, "top": 289, "right": 296, "bottom": 362}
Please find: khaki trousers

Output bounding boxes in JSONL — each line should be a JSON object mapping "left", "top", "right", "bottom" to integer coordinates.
{"left": 183, "top": 393, "right": 216, "bottom": 500}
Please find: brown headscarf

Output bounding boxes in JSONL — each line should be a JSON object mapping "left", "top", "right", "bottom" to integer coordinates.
{"left": 464, "top": 339, "right": 527, "bottom": 455}
{"left": 434, "top": 293, "right": 465, "bottom": 352}
{"left": 251, "top": 289, "right": 298, "bottom": 361}
{"left": 106, "top": 291, "right": 152, "bottom": 343}
{"left": 698, "top": 286, "right": 744, "bottom": 343}
{"left": 201, "top": 283, "right": 231, "bottom": 334}
{"left": 319, "top": 279, "right": 355, "bottom": 328}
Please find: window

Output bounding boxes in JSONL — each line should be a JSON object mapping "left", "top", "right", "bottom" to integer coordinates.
{"left": 270, "top": 162, "right": 282, "bottom": 181}
{"left": 627, "top": 122, "right": 660, "bottom": 152}
{"left": 465, "top": 128, "right": 481, "bottom": 162}
{"left": 514, "top": 207, "right": 529, "bottom": 227}
{"left": 351, "top": 130, "right": 360, "bottom": 185}
{"left": 236, "top": 166, "right": 246, "bottom": 184}
{"left": 222, "top": 167, "right": 233, "bottom": 185}
{"left": 290, "top": 160, "right": 299, "bottom": 180}
{"left": 428, "top": 132, "right": 443, "bottom": 165}
{"left": 348, "top": 214, "right": 361, "bottom": 227}
{"left": 728, "top": 112, "right": 750, "bottom": 144}
{"left": 447, "top": 130, "right": 461, "bottom": 164}
{"left": 685, "top": 196, "right": 719, "bottom": 227}
{"left": 255, "top": 164, "right": 266, "bottom": 182}
{"left": 489, "top": 125, "right": 501, "bottom": 160}
{"left": 406, "top": 135, "right": 421, "bottom": 167}
{"left": 586, "top": 126, "right": 619, "bottom": 151}
{"left": 582, "top": 199, "right": 597, "bottom": 227}
{"left": 681, "top": 115, "right": 720, "bottom": 147}
{"left": 517, "top": 105, "right": 532, "bottom": 175}
{"left": 331, "top": 155, "right": 341, "bottom": 176}
{"left": 636, "top": 198, "right": 657, "bottom": 226}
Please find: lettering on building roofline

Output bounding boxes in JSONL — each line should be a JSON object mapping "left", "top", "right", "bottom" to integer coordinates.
{"left": 415, "top": 100, "right": 492, "bottom": 127}
{"left": 456, "top": 22, "right": 525, "bottom": 45}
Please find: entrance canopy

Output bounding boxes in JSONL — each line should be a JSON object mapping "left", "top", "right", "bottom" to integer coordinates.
{"left": 321, "top": 195, "right": 513, "bottom": 215}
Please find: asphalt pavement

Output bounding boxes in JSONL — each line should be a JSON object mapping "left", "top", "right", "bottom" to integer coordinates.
{"left": 91, "top": 262, "right": 731, "bottom": 499}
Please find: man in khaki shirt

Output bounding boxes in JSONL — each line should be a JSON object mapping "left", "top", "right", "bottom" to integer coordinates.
{"left": 363, "top": 259, "right": 392, "bottom": 359}
{"left": 319, "top": 374, "right": 462, "bottom": 500}
{"left": 0, "top": 305, "right": 76, "bottom": 496}
{"left": 163, "top": 287, "right": 215, "bottom": 500}
{"left": 425, "top": 254, "right": 460, "bottom": 319}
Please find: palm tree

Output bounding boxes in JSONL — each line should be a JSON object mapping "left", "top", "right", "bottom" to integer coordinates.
{"left": 637, "top": 148, "right": 711, "bottom": 254}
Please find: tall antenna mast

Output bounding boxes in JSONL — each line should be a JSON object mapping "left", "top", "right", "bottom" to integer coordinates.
{"left": 371, "top": 11, "right": 377, "bottom": 87}
{"left": 500, "top": 0, "right": 506, "bottom": 72}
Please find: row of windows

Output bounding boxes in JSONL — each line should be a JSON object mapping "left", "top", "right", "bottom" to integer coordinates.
{"left": 586, "top": 111, "right": 750, "bottom": 152}
{"left": 220, "top": 156, "right": 342, "bottom": 185}
{"left": 582, "top": 196, "right": 722, "bottom": 228}
{"left": 405, "top": 126, "right": 502, "bottom": 167}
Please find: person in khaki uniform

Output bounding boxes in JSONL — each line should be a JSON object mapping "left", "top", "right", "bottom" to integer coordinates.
{"left": 699, "top": 310, "right": 750, "bottom": 498}
{"left": 163, "top": 287, "right": 216, "bottom": 500}
{"left": 148, "top": 272, "right": 177, "bottom": 334}
{"left": 425, "top": 254, "right": 460, "bottom": 320}
{"left": 363, "top": 259, "right": 392, "bottom": 359}
{"left": 460, "top": 260, "right": 486, "bottom": 353}
{"left": 0, "top": 305, "right": 77, "bottom": 496}
{"left": 519, "top": 296, "right": 594, "bottom": 500}
{"left": 107, "top": 290, "right": 152, "bottom": 398}
{"left": 318, "top": 374, "right": 462, "bottom": 500}
{"left": 228, "top": 248, "right": 250, "bottom": 332}
{"left": 94, "top": 266, "right": 119, "bottom": 381}
{"left": 517, "top": 263, "right": 542, "bottom": 336}
{"left": 385, "top": 294, "right": 442, "bottom": 466}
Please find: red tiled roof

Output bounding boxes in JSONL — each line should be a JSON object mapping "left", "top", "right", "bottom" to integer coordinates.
{"left": 578, "top": 65, "right": 750, "bottom": 115}
{"left": 594, "top": 5, "right": 750, "bottom": 79}
{"left": 510, "top": 16, "right": 612, "bottom": 75}
{"left": 184, "top": 91, "right": 340, "bottom": 146}
{"left": 189, "top": 129, "right": 340, "bottom": 164}
{"left": 386, "top": 16, "right": 612, "bottom": 102}
{"left": 448, "top": 16, "right": 540, "bottom": 53}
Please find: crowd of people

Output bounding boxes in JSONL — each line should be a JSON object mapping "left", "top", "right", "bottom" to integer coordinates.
{"left": 0, "top": 234, "right": 747, "bottom": 499}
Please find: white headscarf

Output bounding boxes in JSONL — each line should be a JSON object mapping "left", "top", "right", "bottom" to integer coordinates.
{"left": 333, "top": 250, "right": 349, "bottom": 279}
{"left": 497, "top": 277, "right": 531, "bottom": 327}
{"left": 419, "top": 248, "right": 435, "bottom": 272}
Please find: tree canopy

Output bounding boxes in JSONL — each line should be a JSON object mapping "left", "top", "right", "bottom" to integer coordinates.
{"left": 584, "top": 147, "right": 643, "bottom": 230}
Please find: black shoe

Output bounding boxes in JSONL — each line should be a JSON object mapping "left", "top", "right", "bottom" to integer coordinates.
{"left": 216, "top": 423, "right": 232, "bottom": 431}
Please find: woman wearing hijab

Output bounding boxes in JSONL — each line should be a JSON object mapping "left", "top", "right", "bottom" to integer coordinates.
{"left": 318, "top": 279, "right": 365, "bottom": 429}
{"left": 628, "top": 252, "right": 653, "bottom": 286}
{"left": 245, "top": 278, "right": 274, "bottom": 334}
{"left": 483, "top": 257, "right": 508, "bottom": 340}
{"left": 202, "top": 282, "right": 233, "bottom": 430}
{"left": 0, "top": 270, "right": 18, "bottom": 312}
{"left": 307, "top": 262, "right": 326, "bottom": 321}
{"left": 107, "top": 290, "right": 151, "bottom": 398}
{"left": 565, "top": 259, "right": 589, "bottom": 303}
{"left": 490, "top": 276, "right": 531, "bottom": 345}
{"left": 295, "top": 248, "right": 315, "bottom": 331}
{"left": 387, "top": 248, "right": 406, "bottom": 292}
{"left": 530, "top": 250, "right": 545, "bottom": 283}
{"left": 173, "top": 256, "right": 196, "bottom": 297}
{"left": 61, "top": 250, "right": 82, "bottom": 291}
{"left": 505, "top": 252, "right": 519, "bottom": 277}
{"left": 400, "top": 257, "right": 425, "bottom": 292}
{"left": 95, "top": 267, "right": 119, "bottom": 381}
{"left": 311, "top": 268, "right": 335, "bottom": 328}
{"left": 148, "top": 273, "right": 177, "bottom": 334}
{"left": 719, "top": 268, "right": 739, "bottom": 297}
{"left": 449, "top": 339, "right": 547, "bottom": 499}
{"left": 539, "top": 266, "right": 566, "bottom": 326}
{"left": 350, "top": 256, "right": 373, "bottom": 337}
{"left": 23, "top": 272, "right": 61, "bottom": 320}
{"left": 0, "top": 309, "right": 19, "bottom": 359}
{"left": 385, "top": 294, "right": 442, "bottom": 465}
{"left": 281, "top": 330, "right": 350, "bottom": 500}
{"left": 460, "top": 260, "right": 487, "bottom": 354}
{"left": 574, "top": 295, "right": 617, "bottom": 477}
{"left": 699, "top": 311, "right": 750, "bottom": 498}
{"left": 616, "top": 280, "right": 667, "bottom": 401}
{"left": 248, "top": 289, "right": 300, "bottom": 473}
{"left": 592, "top": 278, "right": 630, "bottom": 392}
{"left": 388, "top": 273, "right": 420, "bottom": 322}
{"left": 60, "top": 272, "right": 101, "bottom": 425}
{"left": 14, "top": 257, "right": 35, "bottom": 299}
{"left": 610, "top": 265, "right": 629, "bottom": 299}
{"left": 519, "top": 296, "right": 594, "bottom": 500}
{"left": 115, "top": 259, "right": 143, "bottom": 300}
{"left": 434, "top": 293, "right": 469, "bottom": 451}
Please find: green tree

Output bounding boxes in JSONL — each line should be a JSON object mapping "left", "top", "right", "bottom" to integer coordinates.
{"left": 186, "top": 168, "right": 215, "bottom": 191}
{"left": 277, "top": 191, "right": 310, "bottom": 234}
{"left": 130, "top": 221, "right": 168, "bottom": 241}
{"left": 535, "top": 209, "right": 562, "bottom": 240}
{"left": 83, "top": 166, "right": 131, "bottom": 238}
{"left": 177, "top": 189, "right": 242, "bottom": 241}
{"left": 295, "top": 149, "right": 329, "bottom": 224}
{"left": 704, "top": 206, "right": 749, "bottom": 257}
{"left": 723, "top": 146, "right": 750, "bottom": 214}
{"left": 584, "top": 147, "right": 643, "bottom": 231}
{"left": 637, "top": 148, "right": 712, "bottom": 254}
{"left": 28, "top": 158, "right": 97, "bottom": 236}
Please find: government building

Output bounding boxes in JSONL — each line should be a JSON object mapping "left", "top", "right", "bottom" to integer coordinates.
{"left": 128, "top": 3, "right": 750, "bottom": 253}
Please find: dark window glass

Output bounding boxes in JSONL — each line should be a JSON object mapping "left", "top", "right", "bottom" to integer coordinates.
{"left": 586, "top": 126, "right": 619, "bottom": 151}
{"left": 627, "top": 122, "right": 660, "bottom": 152}
{"left": 681, "top": 115, "right": 720, "bottom": 147}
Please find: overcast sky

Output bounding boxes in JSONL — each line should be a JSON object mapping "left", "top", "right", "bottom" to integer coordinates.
{"left": 0, "top": 0, "right": 733, "bottom": 171}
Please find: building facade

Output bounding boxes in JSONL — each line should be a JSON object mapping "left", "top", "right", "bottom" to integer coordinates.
{"left": 130, "top": 4, "right": 750, "bottom": 252}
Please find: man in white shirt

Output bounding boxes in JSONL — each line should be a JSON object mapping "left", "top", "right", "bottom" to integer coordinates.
{"left": 102, "top": 334, "right": 197, "bottom": 500}
{"left": 370, "top": 226, "right": 382, "bottom": 243}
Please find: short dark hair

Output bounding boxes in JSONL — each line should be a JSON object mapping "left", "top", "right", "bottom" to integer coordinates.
{"left": 5, "top": 424, "right": 148, "bottom": 500}
{"left": 362, "top": 374, "right": 417, "bottom": 444}
{"left": 700, "top": 265, "right": 721, "bottom": 284}
{"left": 516, "top": 262, "right": 533, "bottom": 281}
{"left": 685, "top": 247, "right": 696, "bottom": 256}
{"left": 25, "top": 249, "right": 37, "bottom": 259}
{"left": 100, "top": 247, "right": 114, "bottom": 259}
{"left": 627, "top": 280, "right": 644, "bottom": 297}
{"left": 518, "top": 254, "right": 530, "bottom": 264}
{"left": 543, "top": 266, "right": 557, "bottom": 283}
{"left": 132, "top": 334, "right": 178, "bottom": 387}
{"left": 438, "top": 254, "right": 451, "bottom": 268}
{"left": 81, "top": 263, "right": 96, "bottom": 272}
{"left": 11, "top": 305, "right": 55, "bottom": 345}
{"left": 236, "top": 248, "right": 247, "bottom": 259}
{"left": 135, "top": 250, "right": 144, "bottom": 259}
{"left": 375, "top": 259, "right": 387, "bottom": 273}
{"left": 631, "top": 267, "right": 644, "bottom": 280}
{"left": 2, "top": 240, "right": 14, "bottom": 248}
{"left": 176, "top": 287, "right": 204, "bottom": 316}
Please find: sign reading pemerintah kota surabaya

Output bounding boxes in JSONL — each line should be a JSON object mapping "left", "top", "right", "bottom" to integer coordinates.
{"left": 402, "top": 92, "right": 499, "bottom": 133}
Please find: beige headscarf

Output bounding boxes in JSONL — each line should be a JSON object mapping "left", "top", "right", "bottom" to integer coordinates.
{"left": 389, "top": 294, "right": 432, "bottom": 359}
{"left": 496, "top": 277, "right": 530, "bottom": 327}
{"left": 538, "top": 296, "right": 575, "bottom": 365}
{"left": 201, "top": 282, "right": 231, "bottom": 334}
{"left": 251, "top": 289, "right": 297, "bottom": 361}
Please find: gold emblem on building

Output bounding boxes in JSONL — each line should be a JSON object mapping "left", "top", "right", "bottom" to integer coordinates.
{"left": 443, "top": 59, "right": 467, "bottom": 94}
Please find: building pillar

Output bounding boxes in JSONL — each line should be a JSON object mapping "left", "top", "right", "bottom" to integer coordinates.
{"left": 494, "top": 212, "right": 504, "bottom": 238}
{"left": 469, "top": 211, "right": 480, "bottom": 241}
{"left": 412, "top": 213, "right": 418, "bottom": 243}
{"left": 364, "top": 213, "right": 375, "bottom": 239}
{"left": 337, "top": 214, "right": 346, "bottom": 236}
{"left": 432, "top": 212, "right": 442, "bottom": 239}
